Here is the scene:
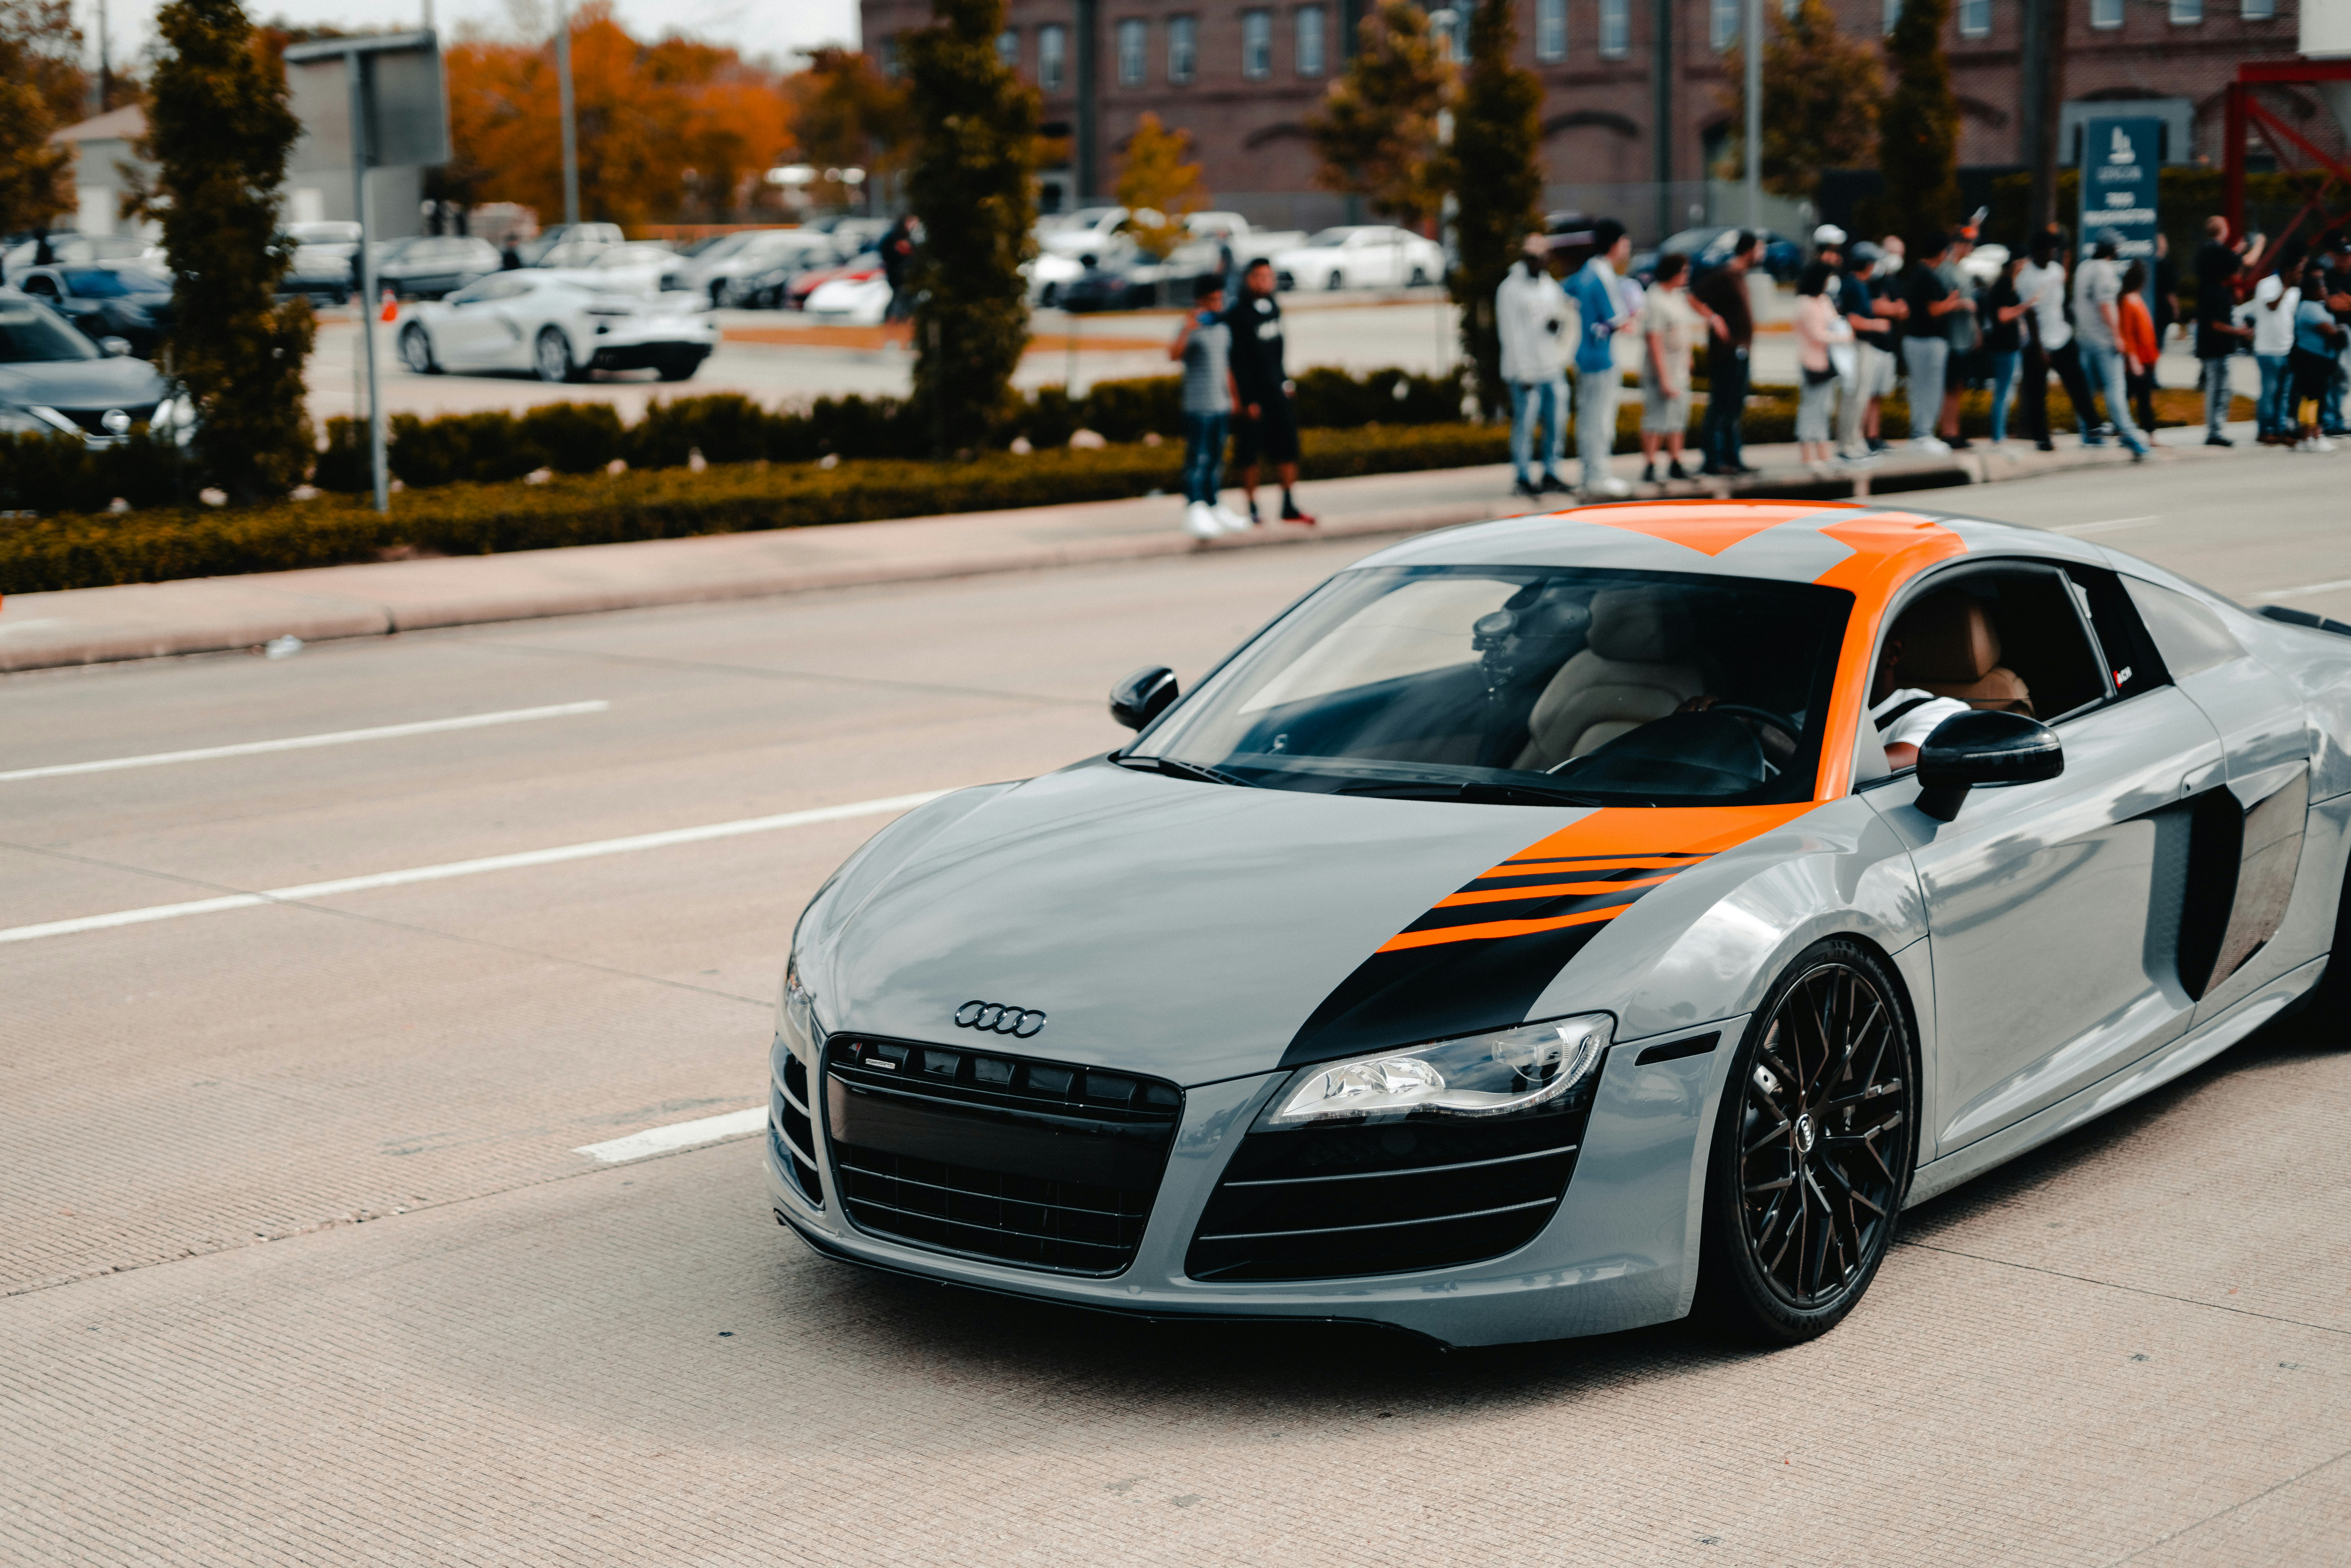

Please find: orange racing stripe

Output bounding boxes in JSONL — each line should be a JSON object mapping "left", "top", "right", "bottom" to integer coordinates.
{"left": 1377, "top": 904, "right": 1636, "bottom": 953}
{"left": 1436, "top": 875, "right": 1676, "bottom": 906}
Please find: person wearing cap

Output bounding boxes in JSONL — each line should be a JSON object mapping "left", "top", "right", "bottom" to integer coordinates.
{"left": 1837, "top": 241, "right": 1896, "bottom": 461}
{"left": 1562, "top": 217, "right": 1635, "bottom": 497}
{"left": 1496, "top": 233, "right": 1572, "bottom": 499}
{"left": 2072, "top": 236, "right": 2151, "bottom": 460}
{"left": 1813, "top": 223, "right": 1847, "bottom": 261}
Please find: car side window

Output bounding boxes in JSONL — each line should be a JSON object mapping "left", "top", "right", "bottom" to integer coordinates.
{"left": 2063, "top": 564, "right": 2170, "bottom": 700}
{"left": 1879, "top": 567, "right": 2109, "bottom": 726}
{"left": 2121, "top": 576, "right": 2245, "bottom": 678}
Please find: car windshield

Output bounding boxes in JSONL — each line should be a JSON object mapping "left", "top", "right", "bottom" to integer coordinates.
{"left": 0, "top": 298, "right": 101, "bottom": 362}
{"left": 1128, "top": 565, "right": 1854, "bottom": 806}
{"left": 1303, "top": 228, "right": 1359, "bottom": 248}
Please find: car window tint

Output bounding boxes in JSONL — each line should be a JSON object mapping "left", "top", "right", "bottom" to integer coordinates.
{"left": 2063, "top": 564, "right": 2169, "bottom": 698}
{"left": 2121, "top": 576, "right": 2245, "bottom": 677}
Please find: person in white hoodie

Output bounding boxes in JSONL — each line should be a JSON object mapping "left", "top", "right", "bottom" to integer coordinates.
{"left": 1495, "top": 233, "right": 1571, "bottom": 499}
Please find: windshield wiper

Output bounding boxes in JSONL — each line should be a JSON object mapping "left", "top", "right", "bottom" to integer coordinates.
{"left": 1114, "top": 754, "right": 1256, "bottom": 788}
{"left": 1335, "top": 780, "right": 1606, "bottom": 808}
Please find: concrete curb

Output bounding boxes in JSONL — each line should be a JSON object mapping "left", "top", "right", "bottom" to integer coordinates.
{"left": 0, "top": 430, "right": 2254, "bottom": 675}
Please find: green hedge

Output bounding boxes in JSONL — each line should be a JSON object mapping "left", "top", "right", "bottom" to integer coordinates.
{"left": 0, "top": 422, "right": 1513, "bottom": 594}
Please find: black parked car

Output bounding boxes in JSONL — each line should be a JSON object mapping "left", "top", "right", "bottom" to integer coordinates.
{"left": 371, "top": 235, "right": 501, "bottom": 300}
{"left": 15, "top": 264, "right": 174, "bottom": 358}
{"left": 0, "top": 290, "right": 173, "bottom": 444}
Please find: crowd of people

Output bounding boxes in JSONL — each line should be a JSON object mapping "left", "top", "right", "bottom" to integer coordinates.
{"left": 1166, "top": 212, "right": 2351, "bottom": 534}
{"left": 1487, "top": 213, "right": 2351, "bottom": 500}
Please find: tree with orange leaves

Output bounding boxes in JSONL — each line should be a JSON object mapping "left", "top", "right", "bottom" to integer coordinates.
{"left": 444, "top": 3, "right": 791, "bottom": 227}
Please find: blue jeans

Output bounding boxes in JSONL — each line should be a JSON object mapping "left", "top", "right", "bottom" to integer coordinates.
{"left": 1181, "top": 412, "right": 1228, "bottom": 504}
{"left": 2077, "top": 340, "right": 2148, "bottom": 455}
{"left": 2328, "top": 352, "right": 2348, "bottom": 432}
{"left": 1900, "top": 337, "right": 1947, "bottom": 440}
{"left": 1507, "top": 377, "right": 1564, "bottom": 484}
{"left": 2256, "top": 353, "right": 2291, "bottom": 436}
{"left": 1989, "top": 349, "right": 2020, "bottom": 444}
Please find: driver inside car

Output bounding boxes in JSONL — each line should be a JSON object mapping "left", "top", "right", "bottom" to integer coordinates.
{"left": 1864, "top": 589, "right": 2032, "bottom": 769}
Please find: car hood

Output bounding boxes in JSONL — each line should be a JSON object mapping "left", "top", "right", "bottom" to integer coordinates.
{"left": 0, "top": 354, "right": 167, "bottom": 409}
{"left": 800, "top": 761, "right": 1816, "bottom": 1086}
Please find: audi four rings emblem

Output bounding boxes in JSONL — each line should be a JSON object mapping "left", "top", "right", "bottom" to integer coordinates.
{"left": 954, "top": 1001, "right": 1047, "bottom": 1038}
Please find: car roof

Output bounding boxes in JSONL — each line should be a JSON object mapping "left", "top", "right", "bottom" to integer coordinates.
{"left": 1354, "top": 499, "right": 2118, "bottom": 609}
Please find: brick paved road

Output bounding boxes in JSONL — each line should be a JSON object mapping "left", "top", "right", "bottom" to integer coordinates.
{"left": 3, "top": 460, "right": 2347, "bottom": 1565}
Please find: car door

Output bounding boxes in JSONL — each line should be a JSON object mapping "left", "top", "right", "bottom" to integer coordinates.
{"left": 433, "top": 275, "right": 521, "bottom": 365}
{"left": 2118, "top": 572, "right": 2315, "bottom": 1025}
{"left": 1862, "top": 561, "right": 2224, "bottom": 1157}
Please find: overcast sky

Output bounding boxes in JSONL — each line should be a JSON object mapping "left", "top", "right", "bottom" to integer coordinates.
{"left": 86, "top": 0, "right": 861, "bottom": 74}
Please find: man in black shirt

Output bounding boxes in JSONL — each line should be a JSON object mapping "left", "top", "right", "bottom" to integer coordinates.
{"left": 1692, "top": 231, "right": 1758, "bottom": 475}
{"left": 2193, "top": 217, "right": 2249, "bottom": 445}
{"left": 1224, "top": 258, "right": 1315, "bottom": 525}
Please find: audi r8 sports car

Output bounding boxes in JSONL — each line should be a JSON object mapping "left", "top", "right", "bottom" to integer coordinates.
{"left": 767, "top": 500, "right": 2351, "bottom": 1347}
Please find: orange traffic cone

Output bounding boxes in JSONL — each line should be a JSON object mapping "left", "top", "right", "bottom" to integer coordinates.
{"left": 379, "top": 287, "right": 398, "bottom": 323}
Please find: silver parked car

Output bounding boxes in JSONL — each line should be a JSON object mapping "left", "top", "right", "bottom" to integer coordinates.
{"left": 766, "top": 500, "right": 2351, "bottom": 1347}
{"left": 0, "top": 290, "right": 173, "bottom": 442}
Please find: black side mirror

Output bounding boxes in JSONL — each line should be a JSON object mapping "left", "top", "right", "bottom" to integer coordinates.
{"left": 1915, "top": 709, "right": 2063, "bottom": 821}
{"left": 1109, "top": 665, "right": 1178, "bottom": 731}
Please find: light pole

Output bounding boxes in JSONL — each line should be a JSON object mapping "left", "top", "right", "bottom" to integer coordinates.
{"left": 1744, "top": 0, "right": 1762, "bottom": 230}
{"left": 556, "top": 0, "right": 580, "bottom": 228}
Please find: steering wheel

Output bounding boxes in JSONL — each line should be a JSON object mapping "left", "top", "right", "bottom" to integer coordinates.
{"left": 1697, "top": 704, "right": 1802, "bottom": 749}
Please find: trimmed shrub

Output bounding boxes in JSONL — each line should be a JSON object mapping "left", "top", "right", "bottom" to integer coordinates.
{"left": 517, "top": 401, "right": 625, "bottom": 474}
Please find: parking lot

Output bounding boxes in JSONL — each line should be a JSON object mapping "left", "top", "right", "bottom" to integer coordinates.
{"left": 3, "top": 457, "right": 2347, "bottom": 1566}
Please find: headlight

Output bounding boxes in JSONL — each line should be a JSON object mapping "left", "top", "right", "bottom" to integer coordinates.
{"left": 1264, "top": 1014, "right": 1611, "bottom": 1126}
{"left": 777, "top": 956, "right": 822, "bottom": 1064}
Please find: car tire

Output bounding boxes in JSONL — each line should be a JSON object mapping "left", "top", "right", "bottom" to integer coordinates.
{"left": 1040, "top": 282, "right": 1059, "bottom": 307}
{"left": 1696, "top": 937, "right": 1918, "bottom": 1345}
{"left": 1326, "top": 270, "right": 1345, "bottom": 292}
{"left": 399, "top": 324, "right": 440, "bottom": 375}
{"left": 1408, "top": 264, "right": 1429, "bottom": 286}
{"left": 533, "top": 326, "right": 578, "bottom": 384}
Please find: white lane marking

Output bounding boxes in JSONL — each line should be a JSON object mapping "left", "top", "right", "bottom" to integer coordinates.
{"left": 2257, "top": 578, "right": 2351, "bottom": 602}
{"left": 2052, "top": 515, "right": 2161, "bottom": 536}
{"left": 575, "top": 1107, "right": 765, "bottom": 1164}
{"left": 0, "top": 701, "right": 612, "bottom": 783}
{"left": 0, "top": 790, "right": 952, "bottom": 945}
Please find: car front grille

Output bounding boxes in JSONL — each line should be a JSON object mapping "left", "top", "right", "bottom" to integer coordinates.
{"left": 1184, "top": 1062, "right": 1605, "bottom": 1282}
{"left": 823, "top": 1036, "right": 1182, "bottom": 1277}
{"left": 771, "top": 1052, "right": 822, "bottom": 1206}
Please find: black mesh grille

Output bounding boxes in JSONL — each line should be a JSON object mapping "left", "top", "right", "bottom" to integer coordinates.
{"left": 1185, "top": 1061, "right": 1605, "bottom": 1282}
{"left": 771, "top": 1053, "right": 822, "bottom": 1206}
{"left": 823, "top": 1036, "right": 1181, "bottom": 1276}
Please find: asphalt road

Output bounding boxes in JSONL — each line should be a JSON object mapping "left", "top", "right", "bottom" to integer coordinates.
{"left": 4, "top": 459, "right": 2348, "bottom": 1566}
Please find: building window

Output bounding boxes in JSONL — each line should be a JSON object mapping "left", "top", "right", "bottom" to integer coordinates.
{"left": 1242, "top": 8, "right": 1273, "bottom": 77}
{"left": 1295, "top": 6, "right": 1326, "bottom": 75}
{"left": 1714, "top": 0, "right": 1742, "bottom": 49}
{"left": 1536, "top": 0, "right": 1566, "bottom": 60}
{"left": 2170, "top": 0, "right": 2202, "bottom": 19}
{"left": 1039, "top": 23, "right": 1066, "bottom": 87}
{"left": 2088, "top": 0, "right": 2122, "bottom": 27}
{"left": 996, "top": 28, "right": 1019, "bottom": 69}
{"left": 1117, "top": 18, "right": 1147, "bottom": 84}
{"left": 879, "top": 35, "right": 899, "bottom": 76}
{"left": 1599, "top": 0, "right": 1629, "bottom": 58}
{"left": 2242, "top": 0, "right": 2275, "bottom": 16}
{"left": 1168, "top": 15, "right": 1198, "bottom": 81}
{"left": 1958, "top": 0, "right": 1990, "bottom": 34}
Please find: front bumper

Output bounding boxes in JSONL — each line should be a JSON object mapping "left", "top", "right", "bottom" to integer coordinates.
{"left": 763, "top": 1017, "right": 1745, "bottom": 1348}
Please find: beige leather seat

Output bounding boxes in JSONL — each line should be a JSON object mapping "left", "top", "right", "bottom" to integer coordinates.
{"left": 1516, "top": 588, "right": 1708, "bottom": 770}
{"left": 1892, "top": 591, "right": 2034, "bottom": 714}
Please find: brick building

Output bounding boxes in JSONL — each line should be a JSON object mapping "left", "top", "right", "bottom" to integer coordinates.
{"left": 858, "top": 0, "right": 2338, "bottom": 242}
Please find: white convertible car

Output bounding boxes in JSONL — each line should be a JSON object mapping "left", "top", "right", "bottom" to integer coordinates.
{"left": 396, "top": 272, "right": 718, "bottom": 383}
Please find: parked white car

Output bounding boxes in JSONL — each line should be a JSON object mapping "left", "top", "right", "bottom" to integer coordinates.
{"left": 804, "top": 274, "right": 892, "bottom": 326}
{"left": 396, "top": 271, "right": 716, "bottom": 383}
{"left": 666, "top": 229, "right": 826, "bottom": 305}
{"left": 1270, "top": 226, "right": 1446, "bottom": 292}
{"left": 1037, "top": 205, "right": 1131, "bottom": 259}
{"left": 570, "top": 241, "right": 681, "bottom": 297}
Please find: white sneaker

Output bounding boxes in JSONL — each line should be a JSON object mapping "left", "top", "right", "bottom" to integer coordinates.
{"left": 2317, "top": 436, "right": 2340, "bottom": 453}
{"left": 1586, "top": 475, "right": 1632, "bottom": 498}
{"left": 1212, "top": 505, "right": 1254, "bottom": 534}
{"left": 1912, "top": 436, "right": 1951, "bottom": 456}
{"left": 1183, "top": 501, "right": 1221, "bottom": 539}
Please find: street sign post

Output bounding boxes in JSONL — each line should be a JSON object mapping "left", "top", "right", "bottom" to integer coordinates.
{"left": 283, "top": 33, "right": 449, "bottom": 515}
{"left": 2079, "top": 116, "right": 2160, "bottom": 316}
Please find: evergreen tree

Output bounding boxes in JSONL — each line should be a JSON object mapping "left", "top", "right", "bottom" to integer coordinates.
{"left": 0, "top": 0, "right": 85, "bottom": 237}
{"left": 1447, "top": 0, "right": 1543, "bottom": 416}
{"left": 1717, "top": 0, "right": 1884, "bottom": 198}
{"left": 140, "top": 0, "right": 313, "bottom": 501}
{"left": 901, "top": 0, "right": 1037, "bottom": 455}
{"left": 1874, "top": 0, "right": 1960, "bottom": 246}
{"left": 1308, "top": 0, "right": 1452, "bottom": 233}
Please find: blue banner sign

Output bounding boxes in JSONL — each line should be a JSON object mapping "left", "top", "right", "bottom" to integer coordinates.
{"left": 2080, "top": 117, "right": 2161, "bottom": 312}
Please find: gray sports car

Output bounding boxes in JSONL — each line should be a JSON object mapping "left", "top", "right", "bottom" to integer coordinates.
{"left": 766, "top": 500, "right": 2351, "bottom": 1346}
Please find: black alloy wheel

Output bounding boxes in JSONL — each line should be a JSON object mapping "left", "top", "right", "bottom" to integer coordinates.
{"left": 1699, "top": 938, "right": 1916, "bottom": 1344}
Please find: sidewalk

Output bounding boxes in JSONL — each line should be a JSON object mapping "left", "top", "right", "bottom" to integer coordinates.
{"left": 0, "top": 422, "right": 2264, "bottom": 674}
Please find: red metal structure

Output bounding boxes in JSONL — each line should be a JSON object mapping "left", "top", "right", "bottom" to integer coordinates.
{"left": 2224, "top": 58, "right": 2351, "bottom": 272}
